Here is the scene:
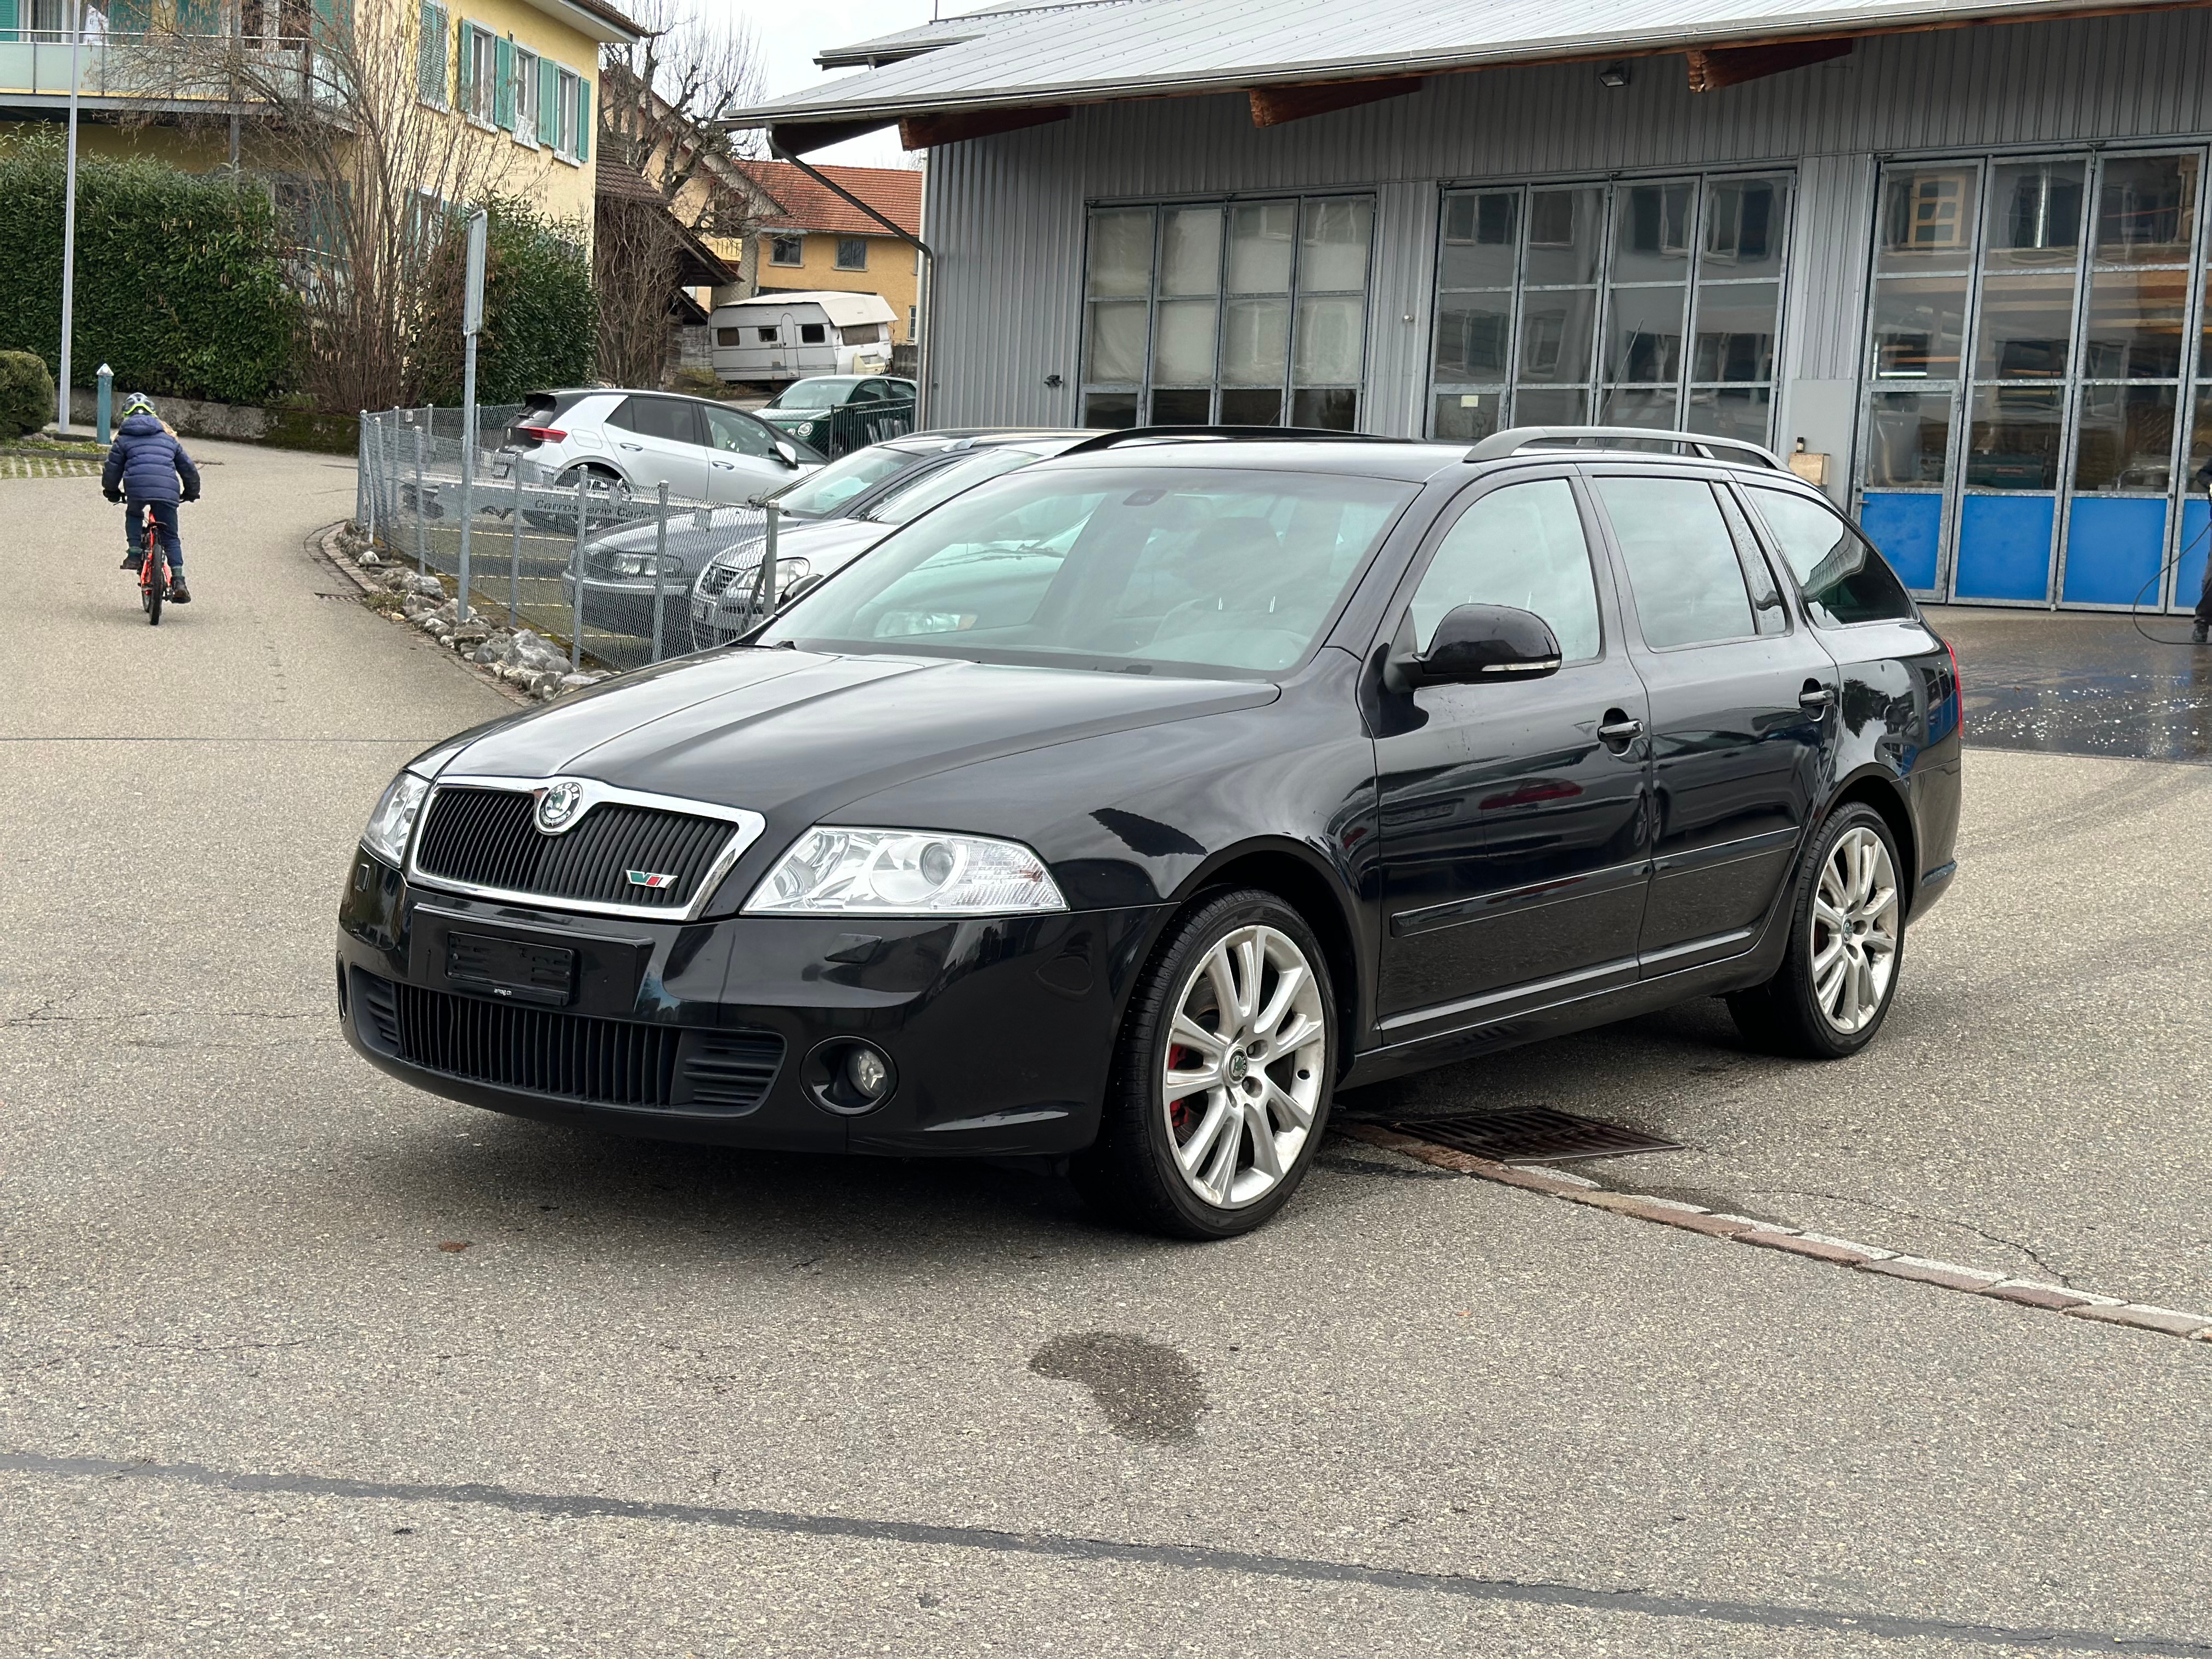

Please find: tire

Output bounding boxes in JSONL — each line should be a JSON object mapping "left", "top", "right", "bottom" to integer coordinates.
{"left": 1727, "top": 803, "right": 1905, "bottom": 1059}
{"left": 1072, "top": 888, "right": 1338, "bottom": 1239}
{"left": 557, "top": 466, "right": 632, "bottom": 529}
{"left": 144, "top": 569, "right": 161, "bottom": 627}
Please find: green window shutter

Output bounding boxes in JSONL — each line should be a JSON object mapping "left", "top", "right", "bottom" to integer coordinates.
{"left": 455, "top": 19, "right": 473, "bottom": 110}
{"left": 0, "top": 2, "right": 18, "bottom": 43}
{"left": 575, "top": 75, "right": 590, "bottom": 162}
{"left": 417, "top": 2, "right": 443, "bottom": 104}
{"left": 494, "top": 35, "right": 515, "bottom": 129}
{"left": 178, "top": 0, "right": 219, "bottom": 33}
{"left": 538, "top": 57, "right": 558, "bottom": 146}
{"left": 109, "top": 0, "right": 151, "bottom": 25}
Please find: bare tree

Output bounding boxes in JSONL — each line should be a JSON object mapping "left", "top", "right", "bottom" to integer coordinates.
{"left": 156, "top": 3, "right": 528, "bottom": 411}
{"left": 592, "top": 0, "right": 765, "bottom": 386}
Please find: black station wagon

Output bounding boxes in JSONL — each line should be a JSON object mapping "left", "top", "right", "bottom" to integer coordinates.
{"left": 339, "top": 426, "right": 1963, "bottom": 1239}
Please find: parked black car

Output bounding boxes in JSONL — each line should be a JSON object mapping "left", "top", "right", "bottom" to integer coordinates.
{"left": 339, "top": 427, "right": 1961, "bottom": 1239}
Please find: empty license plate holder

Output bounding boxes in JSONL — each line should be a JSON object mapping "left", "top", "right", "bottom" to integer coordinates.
{"left": 445, "top": 932, "right": 576, "bottom": 1006}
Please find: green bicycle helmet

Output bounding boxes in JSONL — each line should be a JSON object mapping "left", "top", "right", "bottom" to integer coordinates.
{"left": 120, "top": 392, "right": 157, "bottom": 419}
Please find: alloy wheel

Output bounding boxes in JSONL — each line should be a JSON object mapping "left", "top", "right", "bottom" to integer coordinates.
{"left": 1810, "top": 826, "right": 1900, "bottom": 1034}
{"left": 1160, "top": 924, "right": 1328, "bottom": 1210}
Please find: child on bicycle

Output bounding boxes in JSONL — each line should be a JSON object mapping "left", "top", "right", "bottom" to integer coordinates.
{"left": 101, "top": 392, "right": 200, "bottom": 604}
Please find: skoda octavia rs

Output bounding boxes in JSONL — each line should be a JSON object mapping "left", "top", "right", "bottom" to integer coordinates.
{"left": 338, "top": 427, "right": 1962, "bottom": 1239}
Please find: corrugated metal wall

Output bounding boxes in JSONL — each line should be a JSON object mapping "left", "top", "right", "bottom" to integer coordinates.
{"left": 922, "top": 8, "right": 2212, "bottom": 433}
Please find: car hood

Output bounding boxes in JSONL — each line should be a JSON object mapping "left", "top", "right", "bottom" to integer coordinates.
{"left": 431, "top": 648, "right": 1278, "bottom": 830}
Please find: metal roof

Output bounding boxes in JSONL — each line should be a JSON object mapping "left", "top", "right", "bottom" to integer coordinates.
{"left": 816, "top": 0, "right": 1138, "bottom": 69}
{"left": 736, "top": 0, "right": 2160, "bottom": 135}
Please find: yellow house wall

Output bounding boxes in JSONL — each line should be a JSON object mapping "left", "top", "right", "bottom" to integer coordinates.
{"left": 431, "top": 0, "right": 605, "bottom": 229}
{"left": 0, "top": 120, "right": 237, "bottom": 168}
{"left": 755, "top": 231, "right": 920, "bottom": 344}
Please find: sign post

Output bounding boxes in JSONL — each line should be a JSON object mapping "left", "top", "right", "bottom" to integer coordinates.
{"left": 57, "top": 0, "right": 86, "bottom": 433}
{"left": 455, "top": 207, "right": 488, "bottom": 624}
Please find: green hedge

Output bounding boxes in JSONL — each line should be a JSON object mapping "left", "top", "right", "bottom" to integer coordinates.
{"left": 0, "top": 137, "right": 297, "bottom": 407}
{"left": 414, "top": 197, "right": 596, "bottom": 407}
{"left": 0, "top": 349, "right": 55, "bottom": 440}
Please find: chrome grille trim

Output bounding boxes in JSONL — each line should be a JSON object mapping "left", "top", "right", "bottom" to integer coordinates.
{"left": 404, "top": 774, "right": 766, "bottom": 921}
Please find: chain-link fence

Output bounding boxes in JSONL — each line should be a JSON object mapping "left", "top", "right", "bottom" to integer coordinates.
{"left": 353, "top": 407, "right": 791, "bottom": 680}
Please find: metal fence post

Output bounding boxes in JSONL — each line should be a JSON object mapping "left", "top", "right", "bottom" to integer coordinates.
{"left": 510, "top": 465, "right": 522, "bottom": 628}
{"left": 752, "top": 501, "right": 780, "bottom": 632}
{"left": 358, "top": 410, "right": 373, "bottom": 543}
{"left": 411, "top": 424, "right": 428, "bottom": 576}
{"left": 651, "top": 482, "right": 669, "bottom": 664}
{"left": 571, "top": 473, "right": 588, "bottom": 673}
{"left": 455, "top": 414, "right": 475, "bottom": 625}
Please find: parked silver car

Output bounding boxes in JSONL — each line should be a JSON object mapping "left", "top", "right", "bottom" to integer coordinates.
{"left": 494, "top": 388, "right": 825, "bottom": 511}
{"left": 690, "top": 431, "right": 1092, "bottom": 644}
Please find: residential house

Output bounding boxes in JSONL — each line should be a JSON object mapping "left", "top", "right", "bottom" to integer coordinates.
{"left": 729, "top": 0, "right": 2212, "bottom": 619}
{"left": 0, "top": 0, "right": 641, "bottom": 233}
{"left": 738, "top": 160, "right": 923, "bottom": 345}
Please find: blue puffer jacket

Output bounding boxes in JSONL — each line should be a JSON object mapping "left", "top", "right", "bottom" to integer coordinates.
{"left": 103, "top": 413, "right": 201, "bottom": 505}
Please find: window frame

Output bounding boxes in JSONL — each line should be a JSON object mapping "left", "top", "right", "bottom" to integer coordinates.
{"left": 768, "top": 233, "right": 804, "bottom": 268}
{"left": 1585, "top": 467, "right": 1767, "bottom": 654}
{"left": 460, "top": 20, "right": 498, "bottom": 127}
{"left": 1426, "top": 168, "right": 1796, "bottom": 450}
{"left": 834, "top": 236, "right": 868, "bottom": 272}
{"left": 511, "top": 43, "right": 540, "bottom": 144}
{"left": 1077, "top": 190, "right": 1378, "bottom": 432}
{"left": 1369, "top": 464, "right": 1616, "bottom": 670}
{"left": 554, "top": 65, "right": 582, "bottom": 160}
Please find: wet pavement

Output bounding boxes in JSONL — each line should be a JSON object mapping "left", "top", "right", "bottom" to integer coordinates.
{"left": 1933, "top": 605, "right": 2212, "bottom": 764}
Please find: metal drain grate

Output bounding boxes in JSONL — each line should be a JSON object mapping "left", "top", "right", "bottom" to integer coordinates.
{"left": 1380, "top": 1108, "right": 1681, "bottom": 1165}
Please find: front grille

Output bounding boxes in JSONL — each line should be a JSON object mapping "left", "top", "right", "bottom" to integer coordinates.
{"left": 352, "top": 969, "right": 788, "bottom": 1110}
{"left": 415, "top": 786, "right": 735, "bottom": 910}
{"left": 699, "top": 562, "right": 741, "bottom": 597}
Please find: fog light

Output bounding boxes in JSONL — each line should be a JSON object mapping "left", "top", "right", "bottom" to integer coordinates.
{"left": 802, "top": 1039, "right": 898, "bottom": 1115}
{"left": 847, "top": 1045, "right": 890, "bottom": 1101}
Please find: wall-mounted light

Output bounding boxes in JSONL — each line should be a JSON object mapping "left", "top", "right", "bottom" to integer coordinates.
{"left": 1598, "top": 61, "right": 1632, "bottom": 88}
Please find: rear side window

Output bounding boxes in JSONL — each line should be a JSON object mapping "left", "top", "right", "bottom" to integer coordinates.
{"left": 1409, "top": 478, "right": 1602, "bottom": 663}
{"left": 1593, "top": 476, "right": 1756, "bottom": 650}
{"left": 705, "top": 406, "right": 777, "bottom": 458}
{"left": 613, "top": 397, "right": 701, "bottom": 445}
{"left": 800, "top": 323, "right": 827, "bottom": 345}
{"left": 1746, "top": 487, "right": 1916, "bottom": 626}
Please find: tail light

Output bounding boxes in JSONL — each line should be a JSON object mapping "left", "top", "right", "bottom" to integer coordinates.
{"left": 515, "top": 424, "right": 567, "bottom": 444}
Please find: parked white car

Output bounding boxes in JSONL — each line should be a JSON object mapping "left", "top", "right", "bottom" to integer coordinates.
{"left": 493, "top": 388, "right": 825, "bottom": 509}
{"left": 709, "top": 291, "right": 898, "bottom": 384}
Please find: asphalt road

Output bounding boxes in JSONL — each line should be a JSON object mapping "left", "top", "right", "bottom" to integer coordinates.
{"left": 3, "top": 447, "right": 2209, "bottom": 1657}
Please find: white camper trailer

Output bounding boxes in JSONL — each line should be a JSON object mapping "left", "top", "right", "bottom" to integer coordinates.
{"left": 710, "top": 291, "right": 897, "bottom": 385}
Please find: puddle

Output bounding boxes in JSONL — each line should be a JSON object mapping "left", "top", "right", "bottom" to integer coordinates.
{"left": 1029, "top": 1331, "right": 1207, "bottom": 1444}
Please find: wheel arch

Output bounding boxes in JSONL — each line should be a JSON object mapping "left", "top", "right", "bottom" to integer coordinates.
{"left": 1170, "top": 838, "right": 1364, "bottom": 1075}
{"left": 1828, "top": 766, "right": 1919, "bottom": 918}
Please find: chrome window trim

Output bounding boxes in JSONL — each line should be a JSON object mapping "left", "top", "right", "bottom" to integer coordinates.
{"left": 404, "top": 774, "right": 767, "bottom": 922}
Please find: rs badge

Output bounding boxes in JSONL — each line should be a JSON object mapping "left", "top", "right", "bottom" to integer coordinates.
{"left": 627, "top": 870, "right": 676, "bottom": 889}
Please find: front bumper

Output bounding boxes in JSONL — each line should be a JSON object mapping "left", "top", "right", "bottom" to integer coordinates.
{"left": 337, "top": 849, "right": 1166, "bottom": 1157}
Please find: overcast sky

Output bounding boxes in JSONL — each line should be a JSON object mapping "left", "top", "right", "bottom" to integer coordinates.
{"left": 748, "top": 0, "right": 940, "bottom": 168}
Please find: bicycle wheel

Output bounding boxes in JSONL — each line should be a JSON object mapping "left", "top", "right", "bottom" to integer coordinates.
{"left": 143, "top": 557, "right": 161, "bottom": 625}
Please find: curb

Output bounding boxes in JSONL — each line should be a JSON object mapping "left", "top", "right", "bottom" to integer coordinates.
{"left": 1335, "top": 1123, "right": 2212, "bottom": 1346}
{"left": 307, "top": 521, "right": 532, "bottom": 709}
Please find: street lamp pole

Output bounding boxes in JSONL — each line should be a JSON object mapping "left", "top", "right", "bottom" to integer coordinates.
{"left": 57, "top": 0, "right": 86, "bottom": 434}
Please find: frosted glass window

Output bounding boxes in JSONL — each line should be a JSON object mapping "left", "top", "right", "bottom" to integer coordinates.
{"left": 1300, "top": 198, "right": 1372, "bottom": 291}
{"left": 1221, "top": 298, "right": 1290, "bottom": 384}
{"left": 1086, "top": 208, "right": 1155, "bottom": 297}
{"left": 1161, "top": 208, "right": 1222, "bottom": 296}
{"left": 1154, "top": 301, "right": 1218, "bottom": 385}
{"left": 1228, "top": 203, "right": 1296, "bottom": 292}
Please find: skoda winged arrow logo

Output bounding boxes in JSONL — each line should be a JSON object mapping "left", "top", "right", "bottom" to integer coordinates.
{"left": 534, "top": 780, "right": 585, "bottom": 834}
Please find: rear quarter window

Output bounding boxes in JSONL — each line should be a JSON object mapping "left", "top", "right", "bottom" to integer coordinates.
{"left": 1745, "top": 486, "right": 1916, "bottom": 627}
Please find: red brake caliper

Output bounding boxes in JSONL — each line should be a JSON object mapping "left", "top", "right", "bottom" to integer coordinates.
{"left": 1167, "top": 1045, "right": 1198, "bottom": 1139}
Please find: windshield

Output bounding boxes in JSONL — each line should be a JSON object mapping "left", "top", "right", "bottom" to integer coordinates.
{"left": 769, "top": 378, "right": 860, "bottom": 410}
{"left": 761, "top": 466, "right": 1415, "bottom": 675}
{"left": 860, "top": 446, "right": 1062, "bottom": 526}
{"left": 764, "top": 444, "right": 919, "bottom": 517}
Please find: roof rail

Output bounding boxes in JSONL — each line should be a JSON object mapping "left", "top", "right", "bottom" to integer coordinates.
{"left": 1059, "top": 424, "right": 1398, "bottom": 456}
{"left": 1465, "top": 426, "right": 1785, "bottom": 470}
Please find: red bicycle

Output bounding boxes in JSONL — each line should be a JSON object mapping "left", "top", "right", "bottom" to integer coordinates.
{"left": 131, "top": 505, "right": 171, "bottom": 625}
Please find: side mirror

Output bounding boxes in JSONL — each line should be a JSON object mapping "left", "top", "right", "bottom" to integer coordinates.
{"left": 777, "top": 572, "right": 825, "bottom": 609}
{"left": 1385, "top": 603, "right": 1562, "bottom": 694}
{"left": 774, "top": 440, "right": 801, "bottom": 466}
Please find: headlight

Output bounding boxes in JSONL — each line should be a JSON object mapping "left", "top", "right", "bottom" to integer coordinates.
{"left": 743, "top": 827, "right": 1066, "bottom": 916}
{"left": 362, "top": 770, "right": 431, "bottom": 866}
{"left": 610, "top": 551, "right": 676, "bottom": 579}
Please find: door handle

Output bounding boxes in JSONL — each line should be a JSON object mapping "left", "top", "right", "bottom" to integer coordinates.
{"left": 1596, "top": 711, "right": 1644, "bottom": 747}
{"left": 712, "top": 460, "right": 736, "bottom": 470}
{"left": 1799, "top": 682, "right": 1837, "bottom": 713}
{"left": 617, "top": 441, "right": 642, "bottom": 452}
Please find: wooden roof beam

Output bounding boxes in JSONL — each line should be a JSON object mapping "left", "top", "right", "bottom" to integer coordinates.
{"left": 1248, "top": 75, "right": 1425, "bottom": 128}
{"left": 898, "top": 104, "right": 1072, "bottom": 149}
{"left": 1685, "top": 36, "right": 1854, "bottom": 92}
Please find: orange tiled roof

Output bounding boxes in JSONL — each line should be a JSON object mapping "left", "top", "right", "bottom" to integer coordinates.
{"left": 738, "top": 160, "right": 923, "bottom": 238}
